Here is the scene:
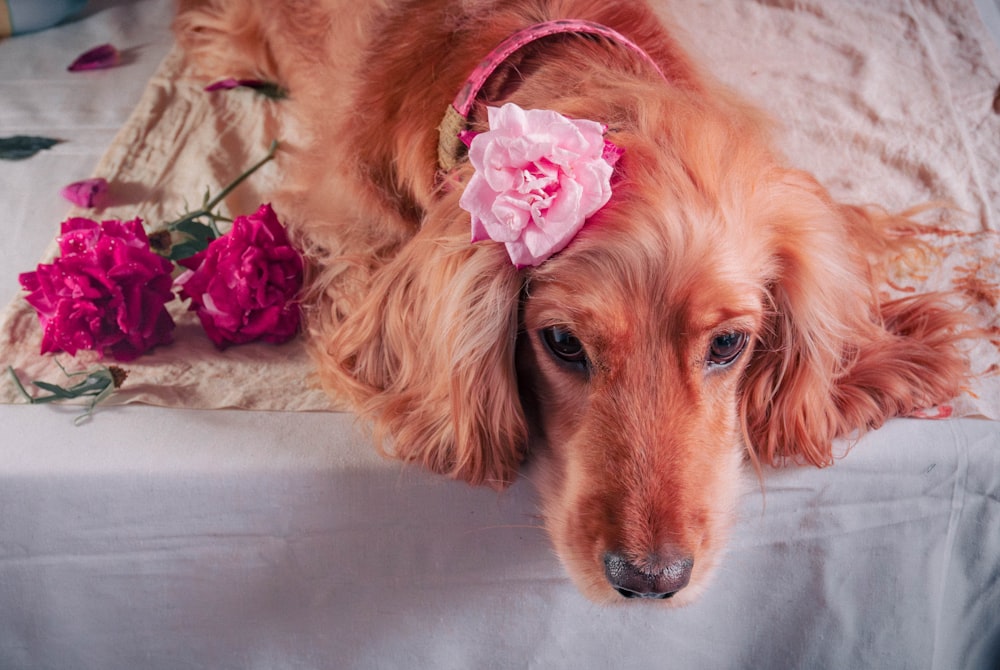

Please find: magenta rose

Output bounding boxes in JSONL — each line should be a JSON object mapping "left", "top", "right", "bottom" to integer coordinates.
{"left": 18, "top": 217, "right": 176, "bottom": 361}
{"left": 175, "top": 203, "right": 303, "bottom": 349}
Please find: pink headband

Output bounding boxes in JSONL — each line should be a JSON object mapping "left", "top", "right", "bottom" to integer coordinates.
{"left": 437, "top": 19, "right": 666, "bottom": 169}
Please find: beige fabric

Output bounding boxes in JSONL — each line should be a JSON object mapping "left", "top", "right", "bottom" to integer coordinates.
{"left": 1, "top": 0, "right": 998, "bottom": 418}
{"left": 0, "top": 47, "right": 334, "bottom": 412}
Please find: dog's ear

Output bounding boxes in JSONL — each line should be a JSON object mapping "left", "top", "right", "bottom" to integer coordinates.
{"left": 315, "top": 206, "right": 527, "bottom": 490}
{"left": 739, "top": 170, "right": 968, "bottom": 467}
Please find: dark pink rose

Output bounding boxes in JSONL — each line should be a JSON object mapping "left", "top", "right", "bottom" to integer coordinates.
{"left": 19, "top": 217, "right": 176, "bottom": 361}
{"left": 176, "top": 203, "right": 303, "bottom": 349}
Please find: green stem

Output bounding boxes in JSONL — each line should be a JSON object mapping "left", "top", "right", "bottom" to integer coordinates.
{"left": 162, "top": 139, "right": 279, "bottom": 232}
{"left": 7, "top": 366, "right": 35, "bottom": 404}
{"left": 202, "top": 139, "right": 279, "bottom": 213}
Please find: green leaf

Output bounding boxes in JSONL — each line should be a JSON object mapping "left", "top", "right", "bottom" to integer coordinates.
{"left": 168, "top": 241, "right": 210, "bottom": 261}
{"left": 8, "top": 363, "right": 124, "bottom": 422}
{"left": 31, "top": 380, "right": 80, "bottom": 398}
{"left": 66, "top": 373, "right": 114, "bottom": 395}
{"left": 173, "top": 217, "right": 216, "bottom": 242}
{"left": 166, "top": 216, "right": 218, "bottom": 260}
{"left": 0, "top": 135, "right": 62, "bottom": 160}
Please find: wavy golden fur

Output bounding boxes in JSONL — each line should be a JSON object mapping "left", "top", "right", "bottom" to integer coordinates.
{"left": 174, "top": 0, "right": 970, "bottom": 603}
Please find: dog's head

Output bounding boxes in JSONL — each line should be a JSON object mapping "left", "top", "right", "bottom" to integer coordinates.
{"left": 321, "top": 87, "right": 912, "bottom": 603}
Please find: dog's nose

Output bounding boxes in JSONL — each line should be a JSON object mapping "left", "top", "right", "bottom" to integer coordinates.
{"left": 603, "top": 551, "right": 694, "bottom": 600}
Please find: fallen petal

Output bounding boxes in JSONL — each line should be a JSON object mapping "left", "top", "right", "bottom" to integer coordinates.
{"left": 61, "top": 178, "right": 109, "bottom": 208}
{"left": 204, "top": 78, "right": 287, "bottom": 99}
{"left": 204, "top": 78, "right": 244, "bottom": 92}
{"left": 68, "top": 44, "right": 121, "bottom": 72}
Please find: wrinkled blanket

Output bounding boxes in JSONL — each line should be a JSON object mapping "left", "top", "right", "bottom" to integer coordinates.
{"left": 1, "top": 0, "right": 998, "bottom": 418}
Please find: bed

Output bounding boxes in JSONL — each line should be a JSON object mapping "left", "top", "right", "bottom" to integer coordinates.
{"left": 1, "top": 0, "right": 998, "bottom": 668}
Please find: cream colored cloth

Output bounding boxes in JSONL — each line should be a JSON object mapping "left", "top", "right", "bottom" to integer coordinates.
{"left": 1, "top": 1, "right": 998, "bottom": 418}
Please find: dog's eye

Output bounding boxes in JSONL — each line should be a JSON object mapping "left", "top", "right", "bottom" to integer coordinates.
{"left": 707, "top": 331, "right": 748, "bottom": 368}
{"left": 541, "top": 326, "right": 588, "bottom": 366}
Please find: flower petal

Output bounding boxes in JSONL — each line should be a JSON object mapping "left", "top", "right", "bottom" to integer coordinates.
{"left": 61, "top": 178, "right": 109, "bottom": 209}
{"left": 204, "top": 78, "right": 287, "bottom": 99}
{"left": 68, "top": 44, "right": 121, "bottom": 72}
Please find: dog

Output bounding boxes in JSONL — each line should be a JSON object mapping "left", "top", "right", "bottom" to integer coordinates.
{"left": 174, "top": 0, "right": 970, "bottom": 604}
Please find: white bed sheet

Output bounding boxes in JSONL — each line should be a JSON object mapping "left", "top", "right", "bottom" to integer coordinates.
{"left": 0, "top": 1, "right": 998, "bottom": 669}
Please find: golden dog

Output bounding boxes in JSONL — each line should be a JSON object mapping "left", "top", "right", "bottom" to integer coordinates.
{"left": 174, "top": 0, "right": 969, "bottom": 603}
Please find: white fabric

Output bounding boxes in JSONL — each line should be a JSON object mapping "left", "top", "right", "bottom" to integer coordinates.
{"left": 0, "top": 1, "right": 998, "bottom": 669}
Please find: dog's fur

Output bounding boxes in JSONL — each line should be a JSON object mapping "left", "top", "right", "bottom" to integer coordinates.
{"left": 174, "top": 0, "right": 970, "bottom": 603}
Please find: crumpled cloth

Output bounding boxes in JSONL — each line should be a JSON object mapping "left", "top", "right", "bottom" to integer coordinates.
{"left": 1, "top": 0, "right": 998, "bottom": 417}
{"left": 0, "top": 47, "right": 334, "bottom": 412}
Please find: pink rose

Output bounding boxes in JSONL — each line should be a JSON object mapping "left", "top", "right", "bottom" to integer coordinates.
{"left": 176, "top": 203, "right": 303, "bottom": 349}
{"left": 459, "top": 102, "right": 619, "bottom": 267}
{"left": 18, "top": 217, "right": 176, "bottom": 361}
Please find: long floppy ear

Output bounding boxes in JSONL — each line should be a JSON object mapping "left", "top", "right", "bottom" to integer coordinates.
{"left": 739, "top": 170, "right": 969, "bottom": 467}
{"left": 314, "top": 204, "right": 528, "bottom": 490}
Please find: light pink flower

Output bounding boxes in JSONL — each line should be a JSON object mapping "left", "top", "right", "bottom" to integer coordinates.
{"left": 175, "top": 204, "right": 303, "bottom": 349}
{"left": 459, "top": 102, "right": 619, "bottom": 267}
{"left": 61, "top": 177, "right": 108, "bottom": 208}
{"left": 18, "top": 218, "right": 176, "bottom": 361}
